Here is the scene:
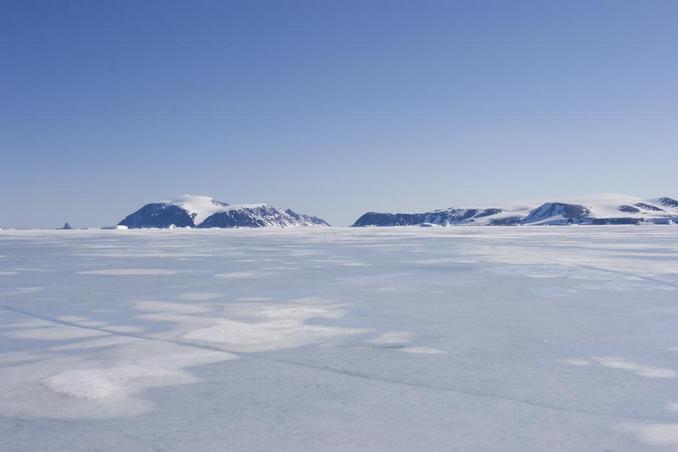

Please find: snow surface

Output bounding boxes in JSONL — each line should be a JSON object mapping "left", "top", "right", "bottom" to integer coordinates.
{"left": 1, "top": 227, "right": 678, "bottom": 451}
{"left": 169, "top": 194, "right": 229, "bottom": 225}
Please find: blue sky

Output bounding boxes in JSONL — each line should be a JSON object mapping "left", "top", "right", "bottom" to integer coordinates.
{"left": 2, "top": 0, "right": 677, "bottom": 227}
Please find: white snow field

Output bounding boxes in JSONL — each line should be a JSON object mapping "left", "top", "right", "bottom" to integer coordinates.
{"left": 1, "top": 227, "right": 678, "bottom": 451}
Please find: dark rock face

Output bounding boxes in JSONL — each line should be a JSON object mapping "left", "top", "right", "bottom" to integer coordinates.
{"left": 59, "top": 222, "right": 73, "bottom": 230}
{"left": 352, "top": 212, "right": 417, "bottom": 227}
{"left": 635, "top": 202, "right": 664, "bottom": 212}
{"left": 522, "top": 203, "right": 590, "bottom": 225}
{"left": 284, "top": 209, "right": 330, "bottom": 226}
{"left": 475, "top": 208, "right": 503, "bottom": 218}
{"left": 619, "top": 205, "right": 640, "bottom": 214}
{"left": 197, "top": 205, "right": 331, "bottom": 228}
{"left": 198, "top": 206, "right": 281, "bottom": 228}
{"left": 118, "top": 204, "right": 195, "bottom": 229}
{"left": 352, "top": 208, "right": 505, "bottom": 227}
{"left": 489, "top": 216, "right": 523, "bottom": 226}
{"left": 657, "top": 197, "right": 678, "bottom": 208}
{"left": 199, "top": 211, "right": 268, "bottom": 228}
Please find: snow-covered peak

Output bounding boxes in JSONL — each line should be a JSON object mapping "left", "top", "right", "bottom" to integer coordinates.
{"left": 540, "top": 194, "right": 677, "bottom": 219}
{"left": 353, "top": 194, "right": 678, "bottom": 227}
{"left": 544, "top": 194, "right": 645, "bottom": 218}
{"left": 169, "top": 195, "right": 229, "bottom": 225}
{"left": 651, "top": 197, "right": 678, "bottom": 209}
{"left": 118, "top": 195, "right": 329, "bottom": 229}
{"left": 218, "top": 203, "right": 269, "bottom": 211}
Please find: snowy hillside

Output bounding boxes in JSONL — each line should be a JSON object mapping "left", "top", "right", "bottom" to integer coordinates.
{"left": 118, "top": 195, "right": 329, "bottom": 229}
{"left": 353, "top": 194, "right": 678, "bottom": 227}
{"left": 171, "top": 195, "right": 229, "bottom": 225}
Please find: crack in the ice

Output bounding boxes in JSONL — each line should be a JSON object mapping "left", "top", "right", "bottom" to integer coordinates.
{"left": 2, "top": 303, "right": 677, "bottom": 424}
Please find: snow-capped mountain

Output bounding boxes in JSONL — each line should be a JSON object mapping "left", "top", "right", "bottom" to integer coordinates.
{"left": 352, "top": 195, "right": 678, "bottom": 227}
{"left": 119, "top": 195, "right": 329, "bottom": 229}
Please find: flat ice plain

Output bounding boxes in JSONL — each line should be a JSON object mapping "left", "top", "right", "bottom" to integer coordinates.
{"left": 1, "top": 227, "right": 678, "bottom": 451}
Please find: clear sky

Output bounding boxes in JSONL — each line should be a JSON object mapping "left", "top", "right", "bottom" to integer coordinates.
{"left": 2, "top": 0, "right": 677, "bottom": 228}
